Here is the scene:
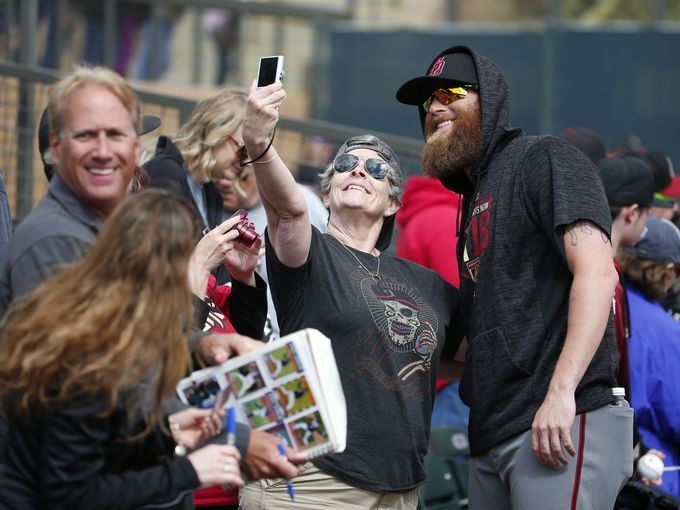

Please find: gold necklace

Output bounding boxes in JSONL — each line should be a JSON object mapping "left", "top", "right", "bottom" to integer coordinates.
{"left": 340, "top": 242, "right": 381, "bottom": 282}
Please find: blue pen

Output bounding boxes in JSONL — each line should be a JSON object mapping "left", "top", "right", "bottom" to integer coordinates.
{"left": 226, "top": 406, "right": 236, "bottom": 446}
{"left": 276, "top": 442, "right": 296, "bottom": 502}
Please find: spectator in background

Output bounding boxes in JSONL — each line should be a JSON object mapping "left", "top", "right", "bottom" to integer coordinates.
{"left": 595, "top": 157, "right": 656, "bottom": 497}
{"left": 558, "top": 126, "right": 607, "bottom": 165}
{"left": 41, "top": 97, "right": 268, "bottom": 348}
{"left": 143, "top": 86, "right": 298, "bottom": 509}
{"left": 615, "top": 134, "right": 644, "bottom": 157}
{"left": 642, "top": 150, "right": 675, "bottom": 221}
{"left": 143, "top": 89, "right": 254, "bottom": 285}
{"left": 73, "top": 0, "right": 151, "bottom": 76}
{"left": 203, "top": 9, "right": 241, "bottom": 85}
{"left": 618, "top": 217, "right": 680, "bottom": 499}
{"left": 661, "top": 175, "right": 680, "bottom": 228}
{"left": 0, "top": 190, "right": 246, "bottom": 509}
{"left": 638, "top": 151, "right": 680, "bottom": 320}
{"left": 659, "top": 176, "right": 680, "bottom": 320}
{"left": 396, "top": 176, "right": 468, "bottom": 431}
{"left": 397, "top": 45, "right": 630, "bottom": 509}
{"left": 133, "top": 5, "right": 184, "bottom": 81}
{"left": 0, "top": 171, "right": 11, "bottom": 259}
{"left": 142, "top": 90, "right": 268, "bottom": 348}
{"left": 596, "top": 156, "right": 655, "bottom": 394}
{"left": 39, "top": 0, "right": 60, "bottom": 69}
{"left": 397, "top": 176, "right": 461, "bottom": 287}
{"left": 161, "top": 92, "right": 330, "bottom": 341}
{"left": 0, "top": 66, "right": 141, "bottom": 312}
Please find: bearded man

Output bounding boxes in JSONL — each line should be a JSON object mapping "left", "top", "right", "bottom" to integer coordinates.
{"left": 396, "top": 46, "right": 632, "bottom": 510}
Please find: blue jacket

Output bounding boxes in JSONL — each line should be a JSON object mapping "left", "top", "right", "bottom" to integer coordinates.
{"left": 627, "top": 286, "right": 680, "bottom": 497}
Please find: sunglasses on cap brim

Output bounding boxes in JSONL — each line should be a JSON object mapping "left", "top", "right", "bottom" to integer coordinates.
{"left": 333, "top": 153, "right": 391, "bottom": 180}
{"left": 423, "top": 85, "right": 478, "bottom": 113}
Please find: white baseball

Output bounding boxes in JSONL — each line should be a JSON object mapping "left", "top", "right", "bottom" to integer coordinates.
{"left": 637, "top": 453, "right": 664, "bottom": 480}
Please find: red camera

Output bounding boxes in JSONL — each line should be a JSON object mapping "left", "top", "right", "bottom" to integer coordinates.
{"left": 230, "top": 209, "right": 259, "bottom": 247}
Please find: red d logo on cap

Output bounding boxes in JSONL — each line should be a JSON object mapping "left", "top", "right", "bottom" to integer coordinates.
{"left": 429, "top": 57, "right": 445, "bottom": 76}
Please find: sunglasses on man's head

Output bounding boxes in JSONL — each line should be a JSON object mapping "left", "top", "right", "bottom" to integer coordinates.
{"left": 423, "top": 85, "right": 477, "bottom": 113}
{"left": 228, "top": 136, "right": 250, "bottom": 167}
{"left": 333, "top": 153, "right": 391, "bottom": 180}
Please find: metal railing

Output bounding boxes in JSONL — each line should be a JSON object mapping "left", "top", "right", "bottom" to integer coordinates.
{"left": 0, "top": 0, "right": 356, "bottom": 115}
{"left": 0, "top": 60, "right": 423, "bottom": 223}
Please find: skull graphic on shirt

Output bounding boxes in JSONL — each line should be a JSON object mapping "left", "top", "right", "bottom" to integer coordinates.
{"left": 382, "top": 297, "right": 421, "bottom": 347}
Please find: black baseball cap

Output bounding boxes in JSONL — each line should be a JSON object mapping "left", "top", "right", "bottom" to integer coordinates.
{"left": 642, "top": 150, "right": 674, "bottom": 209}
{"left": 597, "top": 156, "right": 655, "bottom": 208}
{"left": 140, "top": 115, "right": 161, "bottom": 136}
{"left": 623, "top": 217, "right": 680, "bottom": 265}
{"left": 396, "top": 48, "right": 479, "bottom": 107}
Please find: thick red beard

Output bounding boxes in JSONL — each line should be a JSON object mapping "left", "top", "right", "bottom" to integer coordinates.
{"left": 421, "top": 104, "right": 482, "bottom": 180}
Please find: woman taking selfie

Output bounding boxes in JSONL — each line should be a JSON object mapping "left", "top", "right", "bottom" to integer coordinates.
{"left": 239, "top": 81, "right": 463, "bottom": 509}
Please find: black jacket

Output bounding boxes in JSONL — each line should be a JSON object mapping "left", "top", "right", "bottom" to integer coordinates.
{"left": 144, "top": 136, "right": 224, "bottom": 233}
{"left": 0, "top": 392, "right": 198, "bottom": 509}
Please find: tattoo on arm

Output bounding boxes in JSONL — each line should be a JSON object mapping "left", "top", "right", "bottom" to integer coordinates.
{"left": 568, "top": 227, "right": 578, "bottom": 246}
{"left": 566, "top": 221, "right": 610, "bottom": 247}
{"left": 600, "top": 230, "right": 611, "bottom": 245}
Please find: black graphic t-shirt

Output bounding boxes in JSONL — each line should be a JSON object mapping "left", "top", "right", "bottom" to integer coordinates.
{"left": 266, "top": 227, "right": 461, "bottom": 492}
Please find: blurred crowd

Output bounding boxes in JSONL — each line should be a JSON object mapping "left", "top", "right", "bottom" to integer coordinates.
{"left": 0, "top": 39, "right": 677, "bottom": 510}
{"left": 0, "top": 0, "right": 239, "bottom": 84}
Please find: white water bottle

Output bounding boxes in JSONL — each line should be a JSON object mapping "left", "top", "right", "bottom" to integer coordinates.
{"left": 612, "top": 387, "right": 629, "bottom": 407}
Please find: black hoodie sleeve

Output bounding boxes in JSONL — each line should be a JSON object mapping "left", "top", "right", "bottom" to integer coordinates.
{"left": 40, "top": 396, "right": 200, "bottom": 509}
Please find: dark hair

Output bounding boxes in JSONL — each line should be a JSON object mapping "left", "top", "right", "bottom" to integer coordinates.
{"left": 0, "top": 190, "right": 195, "bottom": 434}
{"left": 618, "top": 251, "right": 675, "bottom": 302}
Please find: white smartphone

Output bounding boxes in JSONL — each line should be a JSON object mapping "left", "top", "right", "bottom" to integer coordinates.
{"left": 257, "top": 55, "right": 285, "bottom": 88}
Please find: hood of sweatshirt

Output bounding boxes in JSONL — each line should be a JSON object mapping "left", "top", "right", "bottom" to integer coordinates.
{"left": 397, "top": 46, "right": 522, "bottom": 195}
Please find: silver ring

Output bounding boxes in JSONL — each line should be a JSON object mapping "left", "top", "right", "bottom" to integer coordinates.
{"left": 223, "top": 463, "right": 232, "bottom": 474}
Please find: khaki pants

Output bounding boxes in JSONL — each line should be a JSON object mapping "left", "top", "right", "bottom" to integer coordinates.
{"left": 239, "top": 461, "right": 419, "bottom": 510}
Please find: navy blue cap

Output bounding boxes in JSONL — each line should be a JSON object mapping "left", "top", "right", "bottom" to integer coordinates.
{"left": 623, "top": 217, "right": 680, "bottom": 265}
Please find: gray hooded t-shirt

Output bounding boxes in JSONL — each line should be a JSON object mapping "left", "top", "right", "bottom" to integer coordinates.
{"left": 439, "top": 46, "right": 617, "bottom": 456}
